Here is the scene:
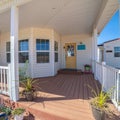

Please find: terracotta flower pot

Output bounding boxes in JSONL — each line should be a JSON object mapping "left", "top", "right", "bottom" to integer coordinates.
{"left": 91, "top": 105, "right": 105, "bottom": 120}
{"left": 24, "top": 91, "right": 34, "bottom": 101}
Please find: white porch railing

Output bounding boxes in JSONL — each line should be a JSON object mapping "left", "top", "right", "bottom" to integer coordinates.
{"left": 0, "top": 65, "right": 10, "bottom": 96}
{"left": 94, "top": 61, "right": 120, "bottom": 111}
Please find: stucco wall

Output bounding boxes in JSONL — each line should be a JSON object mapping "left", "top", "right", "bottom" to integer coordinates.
{"left": 61, "top": 34, "right": 92, "bottom": 71}
{"left": 104, "top": 39, "right": 120, "bottom": 68}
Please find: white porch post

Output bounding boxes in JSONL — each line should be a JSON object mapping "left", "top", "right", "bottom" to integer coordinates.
{"left": 92, "top": 28, "right": 98, "bottom": 79}
{"left": 10, "top": 5, "right": 19, "bottom": 101}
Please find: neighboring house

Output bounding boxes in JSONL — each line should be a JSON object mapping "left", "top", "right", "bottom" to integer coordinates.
{"left": 0, "top": 0, "right": 119, "bottom": 107}
{"left": 98, "top": 38, "right": 120, "bottom": 68}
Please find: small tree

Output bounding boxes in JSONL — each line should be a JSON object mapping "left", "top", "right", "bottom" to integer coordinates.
{"left": 19, "top": 60, "right": 29, "bottom": 82}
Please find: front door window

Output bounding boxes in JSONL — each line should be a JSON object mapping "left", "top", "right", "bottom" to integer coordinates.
{"left": 65, "top": 43, "right": 76, "bottom": 69}
{"left": 67, "top": 45, "right": 74, "bottom": 57}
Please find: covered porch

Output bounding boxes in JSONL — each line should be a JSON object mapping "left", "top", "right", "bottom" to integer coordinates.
{"left": 0, "top": 73, "right": 120, "bottom": 119}
{"left": 0, "top": 0, "right": 120, "bottom": 119}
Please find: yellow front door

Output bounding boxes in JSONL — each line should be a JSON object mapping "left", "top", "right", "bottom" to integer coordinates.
{"left": 65, "top": 43, "right": 76, "bottom": 69}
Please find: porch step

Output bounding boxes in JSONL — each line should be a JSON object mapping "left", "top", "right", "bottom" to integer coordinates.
{"left": 58, "top": 69, "right": 83, "bottom": 75}
{"left": 0, "top": 95, "right": 70, "bottom": 120}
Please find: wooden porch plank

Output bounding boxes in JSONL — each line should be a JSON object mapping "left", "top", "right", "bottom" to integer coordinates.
{"left": 19, "top": 74, "right": 98, "bottom": 120}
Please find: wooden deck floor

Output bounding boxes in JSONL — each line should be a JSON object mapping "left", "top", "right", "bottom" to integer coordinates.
{"left": 18, "top": 74, "right": 100, "bottom": 120}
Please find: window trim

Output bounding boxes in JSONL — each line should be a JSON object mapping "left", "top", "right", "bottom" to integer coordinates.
{"left": 6, "top": 42, "right": 11, "bottom": 63}
{"left": 19, "top": 39, "right": 29, "bottom": 63}
{"left": 54, "top": 41, "right": 58, "bottom": 62}
{"left": 114, "top": 47, "right": 120, "bottom": 57}
{"left": 36, "top": 39, "right": 50, "bottom": 63}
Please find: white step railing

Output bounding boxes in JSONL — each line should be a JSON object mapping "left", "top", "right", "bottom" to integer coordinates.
{"left": 0, "top": 65, "right": 10, "bottom": 96}
{"left": 94, "top": 61, "right": 120, "bottom": 111}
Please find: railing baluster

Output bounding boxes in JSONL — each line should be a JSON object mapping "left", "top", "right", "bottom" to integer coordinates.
{"left": 0, "top": 66, "right": 9, "bottom": 96}
{"left": 93, "top": 60, "right": 120, "bottom": 111}
{"left": 3, "top": 69, "right": 6, "bottom": 93}
{"left": 7, "top": 69, "right": 9, "bottom": 94}
{"left": 1, "top": 69, "right": 3, "bottom": 92}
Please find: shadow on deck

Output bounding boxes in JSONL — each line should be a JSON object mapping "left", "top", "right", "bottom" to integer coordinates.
{"left": 18, "top": 74, "right": 100, "bottom": 120}
{"left": 0, "top": 74, "right": 120, "bottom": 120}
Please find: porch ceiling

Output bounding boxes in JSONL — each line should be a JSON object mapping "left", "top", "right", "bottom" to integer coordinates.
{"left": 0, "top": 0, "right": 118, "bottom": 35}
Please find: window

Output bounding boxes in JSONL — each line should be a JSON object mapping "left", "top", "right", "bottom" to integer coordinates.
{"left": 6, "top": 42, "right": 10, "bottom": 63}
{"left": 36, "top": 39, "right": 50, "bottom": 63}
{"left": 19, "top": 39, "right": 29, "bottom": 63}
{"left": 54, "top": 41, "right": 58, "bottom": 62}
{"left": 114, "top": 47, "right": 120, "bottom": 57}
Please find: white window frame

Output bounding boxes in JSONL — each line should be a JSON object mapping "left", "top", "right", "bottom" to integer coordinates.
{"left": 6, "top": 41, "right": 11, "bottom": 63}
{"left": 114, "top": 47, "right": 120, "bottom": 57}
{"left": 36, "top": 39, "right": 50, "bottom": 63}
{"left": 54, "top": 41, "right": 58, "bottom": 62}
{"left": 19, "top": 39, "right": 29, "bottom": 63}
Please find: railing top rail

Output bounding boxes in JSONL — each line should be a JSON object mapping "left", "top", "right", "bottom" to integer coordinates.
{"left": 0, "top": 66, "right": 9, "bottom": 69}
{"left": 95, "top": 60, "right": 120, "bottom": 73}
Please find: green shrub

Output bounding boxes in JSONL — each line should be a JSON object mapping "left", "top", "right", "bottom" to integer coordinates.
{"left": 12, "top": 108, "right": 25, "bottom": 116}
{"left": 0, "top": 105, "right": 12, "bottom": 115}
{"left": 88, "top": 85, "right": 114, "bottom": 110}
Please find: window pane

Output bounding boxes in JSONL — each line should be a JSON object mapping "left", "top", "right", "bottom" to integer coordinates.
{"left": 114, "top": 47, "right": 120, "bottom": 52}
{"left": 36, "top": 39, "right": 49, "bottom": 50}
{"left": 54, "top": 41, "right": 58, "bottom": 51}
{"left": 19, "top": 52, "right": 29, "bottom": 63}
{"left": 37, "top": 52, "right": 49, "bottom": 63}
{"left": 46, "top": 44, "right": 49, "bottom": 50}
{"left": 41, "top": 45, "right": 46, "bottom": 50}
{"left": 6, "top": 42, "right": 10, "bottom": 52}
{"left": 19, "top": 40, "right": 28, "bottom": 51}
{"left": 114, "top": 52, "right": 120, "bottom": 57}
{"left": 55, "top": 53, "right": 58, "bottom": 62}
{"left": 6, "top": 53, "right": 10, "bottom": 63}
{"left": 41, "top": 39, "right": 45, "bottom": 44}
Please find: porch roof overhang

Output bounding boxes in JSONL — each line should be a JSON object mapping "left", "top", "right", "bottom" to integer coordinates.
{"left": 0, "top": 0, "right": 118, "bottom": 35}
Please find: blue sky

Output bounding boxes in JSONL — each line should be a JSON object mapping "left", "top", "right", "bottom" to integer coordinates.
{"left": 98, "top": 11, "right": 120, "bottom": 44}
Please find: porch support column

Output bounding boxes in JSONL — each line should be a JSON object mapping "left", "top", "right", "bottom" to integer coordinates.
{"left": 10, "top": 5, "right": 19, "bottom": 101}
{"left": 92, "top": 28, "right": 98, "bottom": 79}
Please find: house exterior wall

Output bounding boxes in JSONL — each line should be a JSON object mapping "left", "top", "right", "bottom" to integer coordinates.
{"left": 104, "top": 39, "right": 120, "bottom": 68}
{"left": 0, "top": 28, "right": 60, "bottom": 78}
{"left": 61, "top": 34, "right": 92, "bottom": 71}
{"left": 53, "top": 30, "right": 61, "bottom": 75}
{"left": 32, "top": 28, "right": 55, "bottom": 78}
{"left": 0, "top": 28, "right": 93, "bottom": 77}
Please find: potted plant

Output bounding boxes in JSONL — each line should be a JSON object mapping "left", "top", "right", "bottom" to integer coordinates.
{"left": 19, "top": 61, "right": 38, "bottom": 101}
{"left": 20, "top": 78, "right": 37, "bottom": 101}
{"left": 88, "top": 85, "right": 114, "bottom": 120}
{"left": 84, "top": 64, "right": 91, "bottom": 73}
{"left": 0, "top": 105, "right": 12, "bottom": 120}
{"left": 12, "top": 108, "right": 25, "bottom": 120}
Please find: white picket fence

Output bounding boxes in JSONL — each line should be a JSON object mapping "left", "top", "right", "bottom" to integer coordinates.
{"left": 0, "top": 65, "right": 10, "bottom": 96}
{"left": 94, "top": 61, "right": 120, "bottom": 111}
